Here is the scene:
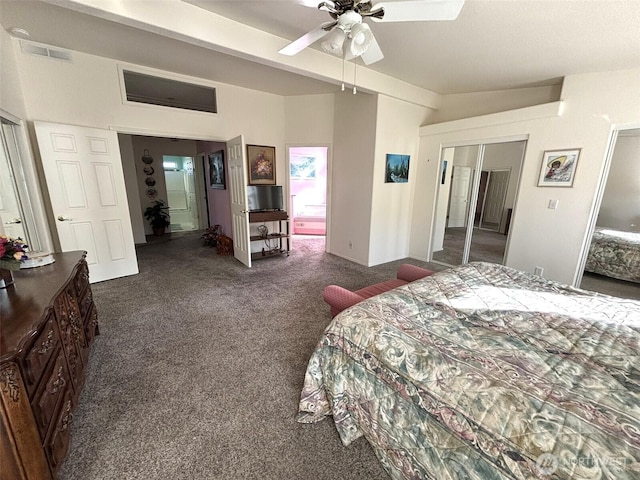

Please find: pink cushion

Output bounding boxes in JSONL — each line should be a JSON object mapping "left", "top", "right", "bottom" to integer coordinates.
{"left": 322, "top": 285, "right": 367, "bottom": 317}
{"left": 354, "top": 279, "right": 407, "bottom": 298}
{"left": 396, "top": 264, "right": 434, "bottom": 282}
{"left": 322, "top": 264, "right": 435, "bottom": 317}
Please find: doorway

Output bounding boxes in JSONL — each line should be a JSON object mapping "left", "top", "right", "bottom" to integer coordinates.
{"left": 431, "top": 140, "right": 526, "bottom": 267}
{"left": 162, "top": 155, "right": 199, "bottom": 232}
{"left": 287, "top": 146, "right": 328, "bottom": 239}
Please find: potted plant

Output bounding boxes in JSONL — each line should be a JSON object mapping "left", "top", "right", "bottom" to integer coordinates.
{"left": 144, "top": 200, "right": 170, "bottom": 236}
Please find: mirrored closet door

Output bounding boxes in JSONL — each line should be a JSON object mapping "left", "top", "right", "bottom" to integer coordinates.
{"left": 431, "top": 140, "right": 526, "bottom": 267}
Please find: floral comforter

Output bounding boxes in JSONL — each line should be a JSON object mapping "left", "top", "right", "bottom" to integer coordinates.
{"left": 297, "top": 262, "right": 640, "bottom": 479}
{"left": 585, "top": 227, "right": 640, "bottom": 283}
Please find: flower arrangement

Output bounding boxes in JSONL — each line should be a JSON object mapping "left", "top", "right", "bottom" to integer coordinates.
{"left": 253, "top": 152, "right": 273, "bottom": 177}
{"left": 0, "top": 235, "right": 28, "bottom": 270}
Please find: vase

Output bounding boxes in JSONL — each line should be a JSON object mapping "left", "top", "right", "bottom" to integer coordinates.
{"left": 0, "top": 268, "right": 14, "bottom": 289}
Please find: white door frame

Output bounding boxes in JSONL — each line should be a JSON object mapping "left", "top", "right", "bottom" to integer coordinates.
{"left": 285, "top": 143, "right": 332, "bottom": 252}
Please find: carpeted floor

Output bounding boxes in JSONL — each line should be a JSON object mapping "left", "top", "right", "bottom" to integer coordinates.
{"left": 59, "top": 232, "right": 445, "bottom": 480}
{"left": 431, "top": 227, "right": 507, "bottom": 265}
{"left": 59, "top": 232, "right": 638, "bottom": 480}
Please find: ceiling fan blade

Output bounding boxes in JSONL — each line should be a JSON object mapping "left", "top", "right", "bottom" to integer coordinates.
{"left": 278, "top": 23, "right": 334, "bottom": 56}
{"left": 371, "top": 0, "right": 464, "bottom": 22}
{"left": 360, "top": 34, "right": 384, "bottom": 65}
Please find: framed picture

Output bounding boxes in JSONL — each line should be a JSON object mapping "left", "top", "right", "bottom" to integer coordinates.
{"left": 385, "top": 154, "right": 410, "bottom": 183}
{"left": 208, "top": 150, "right": 226, "bottom": 189}
{"left": 247, "top": 145, "right": 276, "bottom": 185}
{"left": 290, "top": 154, "right": 316, "bottom": 179}
{"left": 537, "top": 148, "right": 581, "bottom": 187}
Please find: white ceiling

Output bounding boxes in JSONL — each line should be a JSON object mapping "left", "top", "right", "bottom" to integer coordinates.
{"left": 2, "top": 0, "right": 640, "bottom": 97}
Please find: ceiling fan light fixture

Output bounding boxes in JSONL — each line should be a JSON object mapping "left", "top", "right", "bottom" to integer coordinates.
{"left": 321, "top": 27, "right": 346, "bottom": 55}
{"left": 349, "top": 22, "right": 373, "bottom": 56}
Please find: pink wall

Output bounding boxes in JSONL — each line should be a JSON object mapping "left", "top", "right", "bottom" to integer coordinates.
{"left": 196, "top": 140, "right": 232, "bottom": 238}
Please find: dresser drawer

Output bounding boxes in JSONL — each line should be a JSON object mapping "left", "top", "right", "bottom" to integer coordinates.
{"left": 83, "top": 304, "right": 99, "bottom": 347}
{"left": 44, "top": 389, "right": 75, "bottom": 476}
{"left": 22, "top": 313, "right": 60, "bottom": 399}
{"left": 31, "top": 352, "right": 68, "bottom": 441}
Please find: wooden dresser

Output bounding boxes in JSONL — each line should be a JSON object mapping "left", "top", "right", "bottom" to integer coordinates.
{"left": 0, "top": 251, "right": 98, "bottom": 480}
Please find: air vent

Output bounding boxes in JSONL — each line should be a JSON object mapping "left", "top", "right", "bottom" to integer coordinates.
{"left": 122, "top": 70, "right": 217, "bottom": 114}
{"left": 20, "top": 40, "right": 73, "bottom": 62}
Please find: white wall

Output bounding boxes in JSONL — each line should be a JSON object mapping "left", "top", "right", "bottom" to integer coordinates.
{"left": 0, "top": 30, "right": 27, "bottom": 119}
{"left": 429, "top": 85, "right": 562, "bottom": 124}
{"left": 598, "top": 133, "right": 640, "bottom": 231}
{"left": 331, "top": 91, "right": 378, "bottom": 264}
{"left": 6, "top": 40, "right": 288, "bottom": 248}
{"left": 284, "top": 94, "right": 335, "bottom": 144}
{"left": 369, "top": 95, "right": 429, "bottom": 265}
{"left": 10, "top": 41, "right": 286, "bottom": 181}
{"left": 411, "top": 68, "right": 640, "bottom": 285}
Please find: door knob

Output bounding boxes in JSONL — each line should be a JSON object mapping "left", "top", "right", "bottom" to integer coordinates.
{"left": 4, "top": 218, "right": 22, "bottom": 224}
{"left": 57, "top": 215, "right": 73, "bottom": 222}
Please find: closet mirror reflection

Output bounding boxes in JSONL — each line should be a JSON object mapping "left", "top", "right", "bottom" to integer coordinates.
{"left": 0, "top": 121, "right": 28, "bottom": 239}
{"left": 431, "top": 140, "right": 526, "bottom": 266}
{"left": 0, "top": 116, "right": 42, "bottom": 253}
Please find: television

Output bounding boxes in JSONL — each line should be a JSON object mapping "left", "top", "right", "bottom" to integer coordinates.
{"left": 247, "top": 185, "right": 283, "bottom": 212}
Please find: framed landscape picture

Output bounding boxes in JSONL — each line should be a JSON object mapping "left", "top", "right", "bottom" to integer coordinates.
{"left": 537, "top": 148, "right": 581, "bottom": 187}
{"left": 208, "top": 150, "right": 225, "bottom": 189}
{"left": 385, "top": 154, "right": 410, "bottom": 183}
{"left": 246, "top": 145, "right": 276, "bottom": 185}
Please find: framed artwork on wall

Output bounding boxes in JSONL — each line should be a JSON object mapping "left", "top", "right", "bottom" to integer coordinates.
{"left": 246, "top": 145, "right": 276, "bottom": 185}
{"left": 385, "top": 154, "right": 410, "bottom": 183}
{"left": 537, "top": 148, "right": 581, "bottom": 187}
{"left": 208, "top": 150, "right": 226, "bottom": 189}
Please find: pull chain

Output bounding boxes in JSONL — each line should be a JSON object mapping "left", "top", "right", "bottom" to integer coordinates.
{"left": 353, "top": 56, "right": 357, "bottom": 94}
{"left": 341, "top": 54, "right": 346, "bottom": 91}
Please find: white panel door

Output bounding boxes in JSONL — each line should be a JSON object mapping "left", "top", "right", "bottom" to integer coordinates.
{"left": 447, "top": 166, "right": 472, "bottom": 228}
{"left": 227, "top": 135, "right": 251, "bottom": 267}
{"left": 483, "top": 170, "right": 510, "bottom": 225}
{"left": 34, "top": 121, "right": 138, "bottom": 282}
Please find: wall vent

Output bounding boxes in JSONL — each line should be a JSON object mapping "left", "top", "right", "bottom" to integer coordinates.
{"left": 20, "top": 40, "right": 73, "bottom": 63}
{"left": 122, "top": 70, "right": 217, "bottom": 114}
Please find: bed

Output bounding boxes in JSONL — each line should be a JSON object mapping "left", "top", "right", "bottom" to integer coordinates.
{"left": 293, "top": 204, "right": 326, "bottom": 235}
{"left": 585, "top": 227, "right": 640, "bottom": 283}
{"left": 297, "top": 262, "right": 640, "bottom": 479}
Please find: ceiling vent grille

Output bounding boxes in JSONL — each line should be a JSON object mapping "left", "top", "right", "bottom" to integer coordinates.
{"left": 123, "top": 70, "right": 217, "bottom": 114}
{"left": 20, "top": 40, "right": 73, "bottom": 63}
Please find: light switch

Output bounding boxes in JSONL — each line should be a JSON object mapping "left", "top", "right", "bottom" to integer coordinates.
{"left": 548, "top": 199, "right": 559, "bottom": 210}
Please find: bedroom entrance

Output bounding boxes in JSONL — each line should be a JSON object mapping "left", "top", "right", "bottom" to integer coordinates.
{"left": 287, "top": 146, "right": 328, "bottom": 242}
{"left": 431, "top": 140, "right": 526, "bottom": 267}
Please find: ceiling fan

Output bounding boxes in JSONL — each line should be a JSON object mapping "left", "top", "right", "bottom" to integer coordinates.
{"left": 278, "top": 0, "right": 465, "bottom": 65}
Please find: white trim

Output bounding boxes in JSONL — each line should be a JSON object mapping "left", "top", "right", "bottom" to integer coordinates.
{"left": 116, "top": 63, "right": 219, "bottom": 116}
{"left": 420, "top": 101, "right": 563, "bottom": 137}
{"left": 109, "top": 125, "right": 224, "bottom": 142}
